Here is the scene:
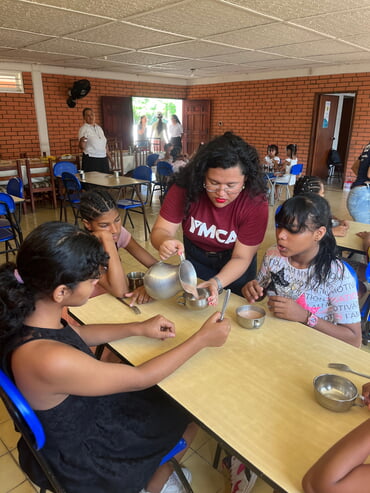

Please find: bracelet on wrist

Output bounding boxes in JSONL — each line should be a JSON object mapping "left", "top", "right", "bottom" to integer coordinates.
{"left": 212, "top": 276, "right": 223, "bottom": 295}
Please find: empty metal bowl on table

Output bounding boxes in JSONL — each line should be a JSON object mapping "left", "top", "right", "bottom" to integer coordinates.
{"left": 236, "top": 305, "right": 266, "bottom": 329}
{"left": 313, "top": 373, "right": 364, "bottom": 412}
{"left": 177, "top": 288, "right": 210, "bottom": 310}
{"left": 127, "top": 271, "right": 145, "bottom": 291}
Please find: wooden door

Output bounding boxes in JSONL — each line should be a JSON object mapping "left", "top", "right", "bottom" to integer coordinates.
{"left": 309, "top": 95, "right": 339, "bottom": 179}
{"left": 182, "top": 100, "right": 211, "bottom": 155}
{"left": 101, "top": 97, "right": 133, "bottom": 150}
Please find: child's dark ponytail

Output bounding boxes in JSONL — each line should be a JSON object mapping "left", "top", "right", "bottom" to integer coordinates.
{"left": 0, "top": 262, "right": 36, "bottom": 341}
{"left": 0, "top": 222, "right": 109, "bottom": 348}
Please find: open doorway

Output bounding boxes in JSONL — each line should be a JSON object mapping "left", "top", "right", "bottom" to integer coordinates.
{"left": 308, "top": 92, "right": 356, "bottom": 189}
{"left": 132, "top": 97, "right": 182, "bottom": 147}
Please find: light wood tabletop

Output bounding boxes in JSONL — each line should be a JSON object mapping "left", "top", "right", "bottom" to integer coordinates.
{"left": 336, "top": 220, "right": 369, "bottom": 254}
{"left": 81, "top": 171, "right": 149, "bottom": 188}
{"left": 10, "top": 195, "right": 24, "bottom": 204}
{"left": 69, "top": 291, "right": 370, "bottom": 493}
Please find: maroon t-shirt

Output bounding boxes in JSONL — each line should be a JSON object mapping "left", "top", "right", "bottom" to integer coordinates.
{"left": 160, "top": 184, "right": 268, "bottom": 252}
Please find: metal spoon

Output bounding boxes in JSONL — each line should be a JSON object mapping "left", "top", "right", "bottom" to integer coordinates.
{"left": 219, "top": 289, "right": 231, "bottom": 321}
{"left": 116, "top": 297, "right": 141, "bottom": 315}
{"left": 328, "top": 363, "right": 370, "bottom": 379}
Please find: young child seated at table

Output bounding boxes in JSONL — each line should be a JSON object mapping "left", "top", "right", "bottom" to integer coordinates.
{"left": 294, "top": 175, "right": 349, "bottom": 237}
{"left": 242, "top": 194, "right": 361, "bottom": 347}
{"left": 274, "top": 144, "right": 298, "bottom": 200}
{"left": 263, "top": 144, "right": 280, "bottom": 171}
{"left": 303, "top": 380, "right": 370, "bottom": 493}
{"left": 80, "top": 189, "right": 157, "bottom": 304}
{"left": 0, "top": 221, "right": 231, "bottom": 493}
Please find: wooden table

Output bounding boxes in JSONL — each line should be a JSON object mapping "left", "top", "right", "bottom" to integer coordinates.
{"left": 80, "top": 171, "right": 149, "bottom": 191}
{"left": 10, "top": 195, "right": 24, "bottom": 204}
{"left": 336, "top": 220, "right": 369, "bottom": 254}
{"left": 69, "top": 291, "right": 370, "bottom": 492}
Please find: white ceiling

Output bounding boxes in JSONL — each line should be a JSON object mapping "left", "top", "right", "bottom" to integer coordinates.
{"left": 2, "top": 0, "right": 370, "bottom": 83}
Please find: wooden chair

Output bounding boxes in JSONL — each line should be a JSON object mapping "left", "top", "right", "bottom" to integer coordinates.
{"left": 56, "top": 154, "right": 81, "bottom": 169}
{"left": 21, "top": 158, "right": 57, "bottom": 213}
{"left": 134, "top": 146, "right": 149, "bottom": 167}
{"left": 0, "top": 160, "right": 22, "bottom": 192}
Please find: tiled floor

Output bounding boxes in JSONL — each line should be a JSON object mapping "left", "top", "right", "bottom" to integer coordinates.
{"left": 0, "top": 182, "right": 365, "bottom": 493}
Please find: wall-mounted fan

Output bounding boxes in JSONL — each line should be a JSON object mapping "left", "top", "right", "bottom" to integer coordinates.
{"left": 66, "top": 79, "right": 91, "bottom": 108}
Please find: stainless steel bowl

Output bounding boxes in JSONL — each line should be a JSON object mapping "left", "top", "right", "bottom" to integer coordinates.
{"left": 313, "top": 373, "right": 364, "bottom": 412}
{"left": 236, "top": 305, "right": 266, "bottom": 329}
{"left": 177, "top": 288, "right": 210, "bottom": 310}
{"left": 143, "top": 262, "right": 182, "bottom": 299}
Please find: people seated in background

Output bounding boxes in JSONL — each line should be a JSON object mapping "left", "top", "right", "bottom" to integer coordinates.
{"left": 155, "top": 143, "right": 174, "bottom": 181}
{"left": 80, "top": 189, "right": 157, "bottom": 304}
{"left": 274, "top": 144, "right": 298, "bottom": 199}
{"left": 172, "top": 153, "right": 189, "bottom": 173}
{"left": 156, "top": 143, "right": 174, "bottom": 164}
{"left": 263, "top": 144, "right": 280, "bottom": 171}
{"left": 242, "top": 194, "right": 361, "bottom": 347}
{"left": 294, "top": 175, "right": 349, "bottom": 237}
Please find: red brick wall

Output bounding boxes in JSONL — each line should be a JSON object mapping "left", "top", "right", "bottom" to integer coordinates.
{"left": 43, "top": 74, "right": 187, "bottom": 157}
{"left": 0, "top": 72, "right": 40, "bottom": 159}
{"left": 2, "top": 70, "right": 370, "bottom": 183}
{"left": 186, "top": 73, "right": 370, "bottom": 183}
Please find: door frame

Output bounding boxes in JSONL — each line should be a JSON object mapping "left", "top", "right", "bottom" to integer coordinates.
{"left": 307, "top": 91, "right": 357, "bottom": 180}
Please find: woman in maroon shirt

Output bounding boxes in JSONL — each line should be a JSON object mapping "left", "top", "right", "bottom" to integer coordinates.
{"left": 151, "top": 132, "right": 268, "bottom": 301}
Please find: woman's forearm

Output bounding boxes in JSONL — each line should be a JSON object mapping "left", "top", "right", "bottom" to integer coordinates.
{"left": 216, "top": 253, "right": 256, "bottom": 287}
{"left": 125, "top": 238, "right": 157, "bottom": 268}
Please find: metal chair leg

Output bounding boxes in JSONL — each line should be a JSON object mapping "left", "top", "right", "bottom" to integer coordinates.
{"left": 170, "top": 458, "right": 194, "bottom": 493}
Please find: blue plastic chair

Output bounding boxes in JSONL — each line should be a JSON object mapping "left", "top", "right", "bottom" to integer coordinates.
{"left": 0, "top": 369, "right": 66, "bottom": 493}
{"left": 54, "top": 162, "right": 79, "bottom": 221}
{"left": 0, "top": 193, "right": 23, "bottom": 261}
{"left": 117, "top": 166, "right": 151, "bottom": 241}
{"left": 150, "top": 161, "right": 173, "bottom": 206}
{"left": 0, "top": 369, "right": 193, "bottom": 493}
{"left": 61, "top": 172, "right": 82, "bottom": 224}
{"left": 275, "top": 163, "right": 303, "bottom": 200}
{"left": 360, "top": 262, "right": 370, "bottom": 345}
{"left": 6, "top": 177, "right": 25, "bottom": 220}
{"left": 146, "top": 153, "right": 159, "bottom": 168}
{"left": 53, "top": 161, "right": 78, "bottom": 178}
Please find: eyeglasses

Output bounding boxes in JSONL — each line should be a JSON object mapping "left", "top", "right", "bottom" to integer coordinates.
{"left": 203, "top": 182, "right": 245, "bottom": 194}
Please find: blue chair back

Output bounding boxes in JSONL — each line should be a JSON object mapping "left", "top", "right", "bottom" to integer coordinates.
{"left": 54, "top": 161, "right": 78, "bottom": 177}
{"left": 342, "top": 260, "right": 359, "bottom": 290}
{"left": 7, "top": 177, "right": 23, "bottom": 198}
{"left": 0, "top": 370, "right": 66, "bottom": 492}
{"left": 61, "top": 171, "right": 81, "bottom": 192}
{"left": 0, "top": 370, "right": 45, "bottom": 450}
{"left": 157, "top": 161, "right": 173, "bottom": 177}
{"left": 291, "top": 164, "right": 303, "bottom": 175}
{"left": 0, "top": 192, "right": 16, "bottom": 214}
{"left": 132, "top": 165, "right": 152, "bottom": 182}
{"left": 146, "top": 153, "right": 159, "bottom": 167}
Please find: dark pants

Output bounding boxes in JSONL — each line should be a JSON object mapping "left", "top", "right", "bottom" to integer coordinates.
{"left": 170, "top": 137, "right": 182, "bottom": 160}
{"left": 82, "top": 154, "right": 110, "bottom": 173}
{"left": 183, "top": 236, "right": 257, "bottom": 297}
